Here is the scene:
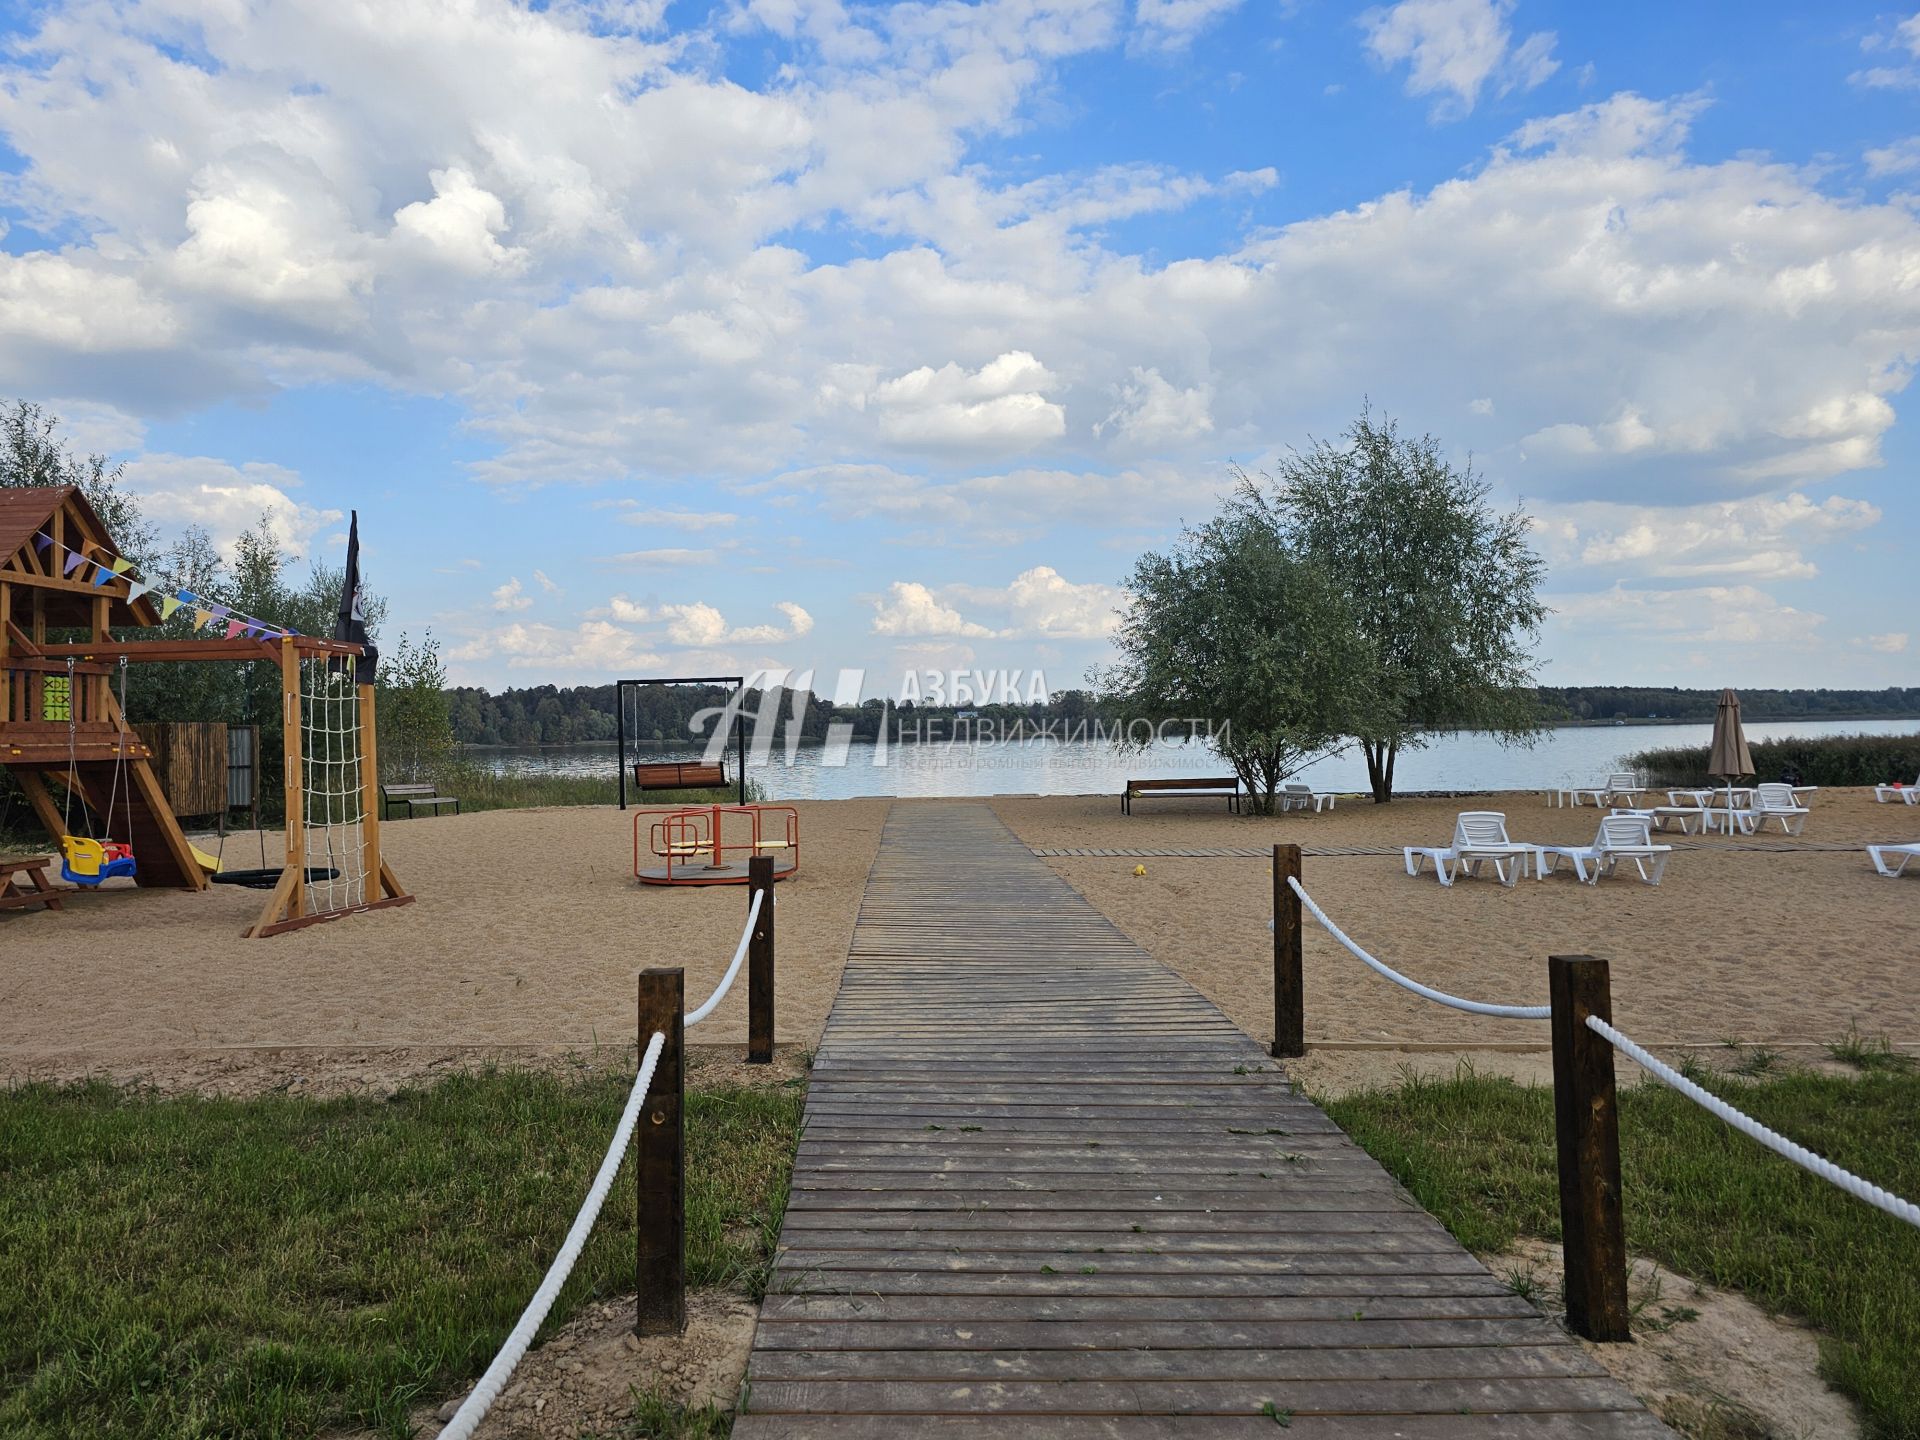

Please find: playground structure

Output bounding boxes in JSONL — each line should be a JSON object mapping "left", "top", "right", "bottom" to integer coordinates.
{"left": 633, "top": 803, "right": 799, "bottom": 885}
{"left": 0, "top": 485, "right": 410, "bottom": 936}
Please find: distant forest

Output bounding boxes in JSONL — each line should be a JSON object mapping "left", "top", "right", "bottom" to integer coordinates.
{"left": 448, "top": 682, "right": 1920, "bottom": 748}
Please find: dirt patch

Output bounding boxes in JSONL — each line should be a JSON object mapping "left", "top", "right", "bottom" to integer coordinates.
{"left": 360, "top": 1289, "right": 755, "bottom": 1440}
{"left": 1487, "top": 1238, "right": 1859, "bottom": 1440}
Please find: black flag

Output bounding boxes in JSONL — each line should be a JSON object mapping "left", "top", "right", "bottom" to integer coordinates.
{"left": 334, "top": 511, "right": 378, "bottom": 685}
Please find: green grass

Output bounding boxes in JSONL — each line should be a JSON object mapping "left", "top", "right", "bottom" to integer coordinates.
{"left": 0, "top": 1069, "right": 802, "bottom": 1440}
{"left": 1323, "top": 1065, "right": 1920, "bottom": 1439}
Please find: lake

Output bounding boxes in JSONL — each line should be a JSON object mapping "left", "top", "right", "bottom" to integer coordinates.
{"left": 466, "top": 717, "right": 1920, "bottom": 801}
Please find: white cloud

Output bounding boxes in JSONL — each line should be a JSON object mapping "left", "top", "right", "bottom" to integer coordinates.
{"left": 122, "top": 454, "right": 340, "bottom": 560}
{"left": 1096, "top": 367, "right": 1213, "bottom": 446}
{"left": 1361, "top": 0, "right": 1558, "bottom": 119}
{"left": 492, "top": 576, "right": 533, "bottom": 611}
{"left": 953, "top": 565, "right": 1125, "bottom": 639}
{"left": 859, "top": 351, "right": 1067, "bottom": 453}
{"left": 1550, "top": 583, "right": 1826, "bottom": 650}
{"left": 534, "top": 569, "right": 560, "bottom": 594}
{"left": 589, "top": 596, "right": 815, "bottom": 646}
{"left": 601, "top": 548, "right": 720, "bottom": 567}
{"left": 870, "top": 581, "right": 997, "bottom": 638}
{"left": 1865, "top": 137, "right": 1920, "bottom": 177}
{"left": 450, "top": 620, "right": 663, "bottom": 672}
{"left": 1855, "top": 631, "right": 1910, "bottom": 654}
{"left": 1132, "top": 0, "right": 1245, "bottom": 53}
{"left": 391, "top": 166, "right": 527, "bottom": 276}
{"left": 611, "top": 507, "right": 740, "bottom": 531}
{"left": 1852, "top": 13, "right": 1920, "bottom": 90}
{"left": 1565, "top": 492, "right": 1882, "bottom": 581}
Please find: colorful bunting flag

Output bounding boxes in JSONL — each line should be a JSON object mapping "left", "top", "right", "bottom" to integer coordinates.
{"left": 64, "top": 551, "right": 86, "bottom": 576}
{"left": 91, "top": 563, "right": 115, "bottom": 587}
{"left": 110, "top": 557, "right": 133, "bottom": 575}
{"left": 159, "top": 595, "right": 182, "bottom": 620}
{"left": 224, "top": 619, "right": 246, "bottom": 639}
{"left": 194, "top": 608, "right": 214, "bottom": 630}
{"left": 34, "top": 532, "right": 51, "bottom": 550}
{"left": 127, "top": 580, "right": 150, "bottom": 603}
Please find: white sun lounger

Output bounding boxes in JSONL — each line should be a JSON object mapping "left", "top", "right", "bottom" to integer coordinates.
{"left": 1869, "top": 843, "right": 1920, "bottom": 878}
{"left": 1613, "top": 806, "right": 1705, "bottom": 835}
{"left": 1743, "top": 782, "right": 1811, "bottom": 836}
{"left": 1874, "top": 775, "right": 1920, "bottom": 805}
{"left": 1564, "top": 771, "right": 1644, "bottom": 808}
{"left": 1281, "top": 782, "right": 1337, "bottom": 813}
{"left": 1536, "top": 814, "right": 1672, "bottom": 886}
{"left": 1405, "top": 811, "right": 1534, "bottom": 887}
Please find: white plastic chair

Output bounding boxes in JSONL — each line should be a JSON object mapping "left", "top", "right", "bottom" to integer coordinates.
{"left": 1405, "top": 812, "right": 1533, "bottom": 887}
{"left": 1281, "top": 782, "right": 1336, "bottom": 813}
{"left": 1868, "top": 843, "right": 1920, "bottom": 878}
{"left": 1745, "top": 782, "right": 1810, "bottom": 836}
{"left": 1536, "top": 814, "right": 1672, "bottom": 886}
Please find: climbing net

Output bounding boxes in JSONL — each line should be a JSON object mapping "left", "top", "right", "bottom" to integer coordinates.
{"left": 298, "top": 656, "right": 367, "bottom": 915}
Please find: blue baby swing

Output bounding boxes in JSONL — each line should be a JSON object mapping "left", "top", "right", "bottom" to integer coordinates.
{"left": 58, "top": 656, "right": 138, "bottom": 887}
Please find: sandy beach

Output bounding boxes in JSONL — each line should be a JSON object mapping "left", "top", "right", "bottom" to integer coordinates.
{"left": 3, "top": 789, "right": 1915, "bottom": 1094}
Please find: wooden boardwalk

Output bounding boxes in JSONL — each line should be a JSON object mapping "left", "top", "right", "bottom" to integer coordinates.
{"left": 735, "top": 802, "right": 1670, "bottom": 1437}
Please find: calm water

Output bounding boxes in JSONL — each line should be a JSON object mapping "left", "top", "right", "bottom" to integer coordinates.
{"left": 468, "top": 718, "right": 1919, "bottom": 801}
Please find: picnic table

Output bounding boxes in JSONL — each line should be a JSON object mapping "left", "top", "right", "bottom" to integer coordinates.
{"left": 0, "top": 855, "right": 69, "bottom": 913}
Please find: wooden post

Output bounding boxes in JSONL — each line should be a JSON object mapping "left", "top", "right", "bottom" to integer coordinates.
{"left": 1549, "top": 955, "right": 1631, "bottom": 1342}
{"left": 1271, "top": 843, "right": 1304, "bottom": 1059}
{"left": 359, "top": 683, "right": 382, "bottom": 897}
{"left": 281, "top": 638, "right": 305, "bottom": 920}
{"left": 635, "top": 967, "right": 686, "bottom": 1336}
{"left": 748, "top": 855, "right": 775, "bottom": 1064}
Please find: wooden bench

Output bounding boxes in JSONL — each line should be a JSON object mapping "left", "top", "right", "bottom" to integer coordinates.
{"left": 380, "top": 782, "right": 461, "bottom": 820}
{"left": 633, "top": 761, "right": 728, "bottom": 791}
{"left": 1122, "top": 776, "right": 1241, "bottom": 815}
{"left": 0, "top": 855, "right": 69, "bottom": 913}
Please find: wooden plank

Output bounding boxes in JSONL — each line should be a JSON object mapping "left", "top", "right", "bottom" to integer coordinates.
{"left": 733, "top": 803, "right": 1671, "bottom": 1436}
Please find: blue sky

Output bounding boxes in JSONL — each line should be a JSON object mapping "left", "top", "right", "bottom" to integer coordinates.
{"left": 3, "top": 0, "right": 1918, "bottom": 698}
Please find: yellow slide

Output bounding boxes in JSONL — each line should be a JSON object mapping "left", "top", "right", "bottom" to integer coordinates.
{"left": 188, "top": 843, "right": 223, "bottom": 875}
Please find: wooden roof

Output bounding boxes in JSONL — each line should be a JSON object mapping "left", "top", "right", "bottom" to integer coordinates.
{"left": 0, "top": 484, "right": 160, "bottom": 629}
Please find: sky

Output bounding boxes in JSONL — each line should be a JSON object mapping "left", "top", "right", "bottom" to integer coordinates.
{"left": 3, "top": 0, "right": 1919, "bottom": 700}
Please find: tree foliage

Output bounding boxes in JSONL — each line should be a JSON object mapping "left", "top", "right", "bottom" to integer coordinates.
{"left": 0, "top": 400, "right": 153, "bottom": 565}
{"left": 378, "top": 632, "right": 455, "bottom": 782}
{"left": 1241, "top": 407, "right": 1547, "bottom": 802}
{"left": 1097, "top": 506, "right": 1380, "bottom": 815}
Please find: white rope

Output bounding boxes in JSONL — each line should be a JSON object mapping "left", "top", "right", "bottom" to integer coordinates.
{"left": 1285, "top": 876, "right": 1551, "bottom": 1020}
{"left": 438, "top": 1030, "right": 669, "bottom": 1440}
{"left": 686, "top": 888, "right": 765, "bottom": 1027}
{"left": 1585, "top": 1015, "right": 1920, "bottom": 1230}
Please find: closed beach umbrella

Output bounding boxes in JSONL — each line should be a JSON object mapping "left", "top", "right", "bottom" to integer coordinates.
{"left": 1708, "top": 688, "right": 1754, "bottom": 819}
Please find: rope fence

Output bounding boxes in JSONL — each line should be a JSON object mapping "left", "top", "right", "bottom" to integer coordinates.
{"left": 1267, "top": 842, "right": 1920, "bottom": 1342}
{"left": 440, "top": 856, "right": 779, "bottom": 1435}
{"left": 1284, "top": 876, "right": 1549, "bottom": 1020}
{"left": 438, "top": 1031, "right": 668, "bottom": 1440}
{"left": 1586, "top": 1015, "right": 1920, "bottom": 1230}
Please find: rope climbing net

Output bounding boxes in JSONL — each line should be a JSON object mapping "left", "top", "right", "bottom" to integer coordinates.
{"left": 299, "top": 655, "right": 367, "bottom": 915}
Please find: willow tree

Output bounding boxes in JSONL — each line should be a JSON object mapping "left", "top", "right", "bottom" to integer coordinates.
{"left": 1241, "top": 408, "right": 1547, "bottom": 803}
{"left": 1098, "top": 507, "right": 1380, "bottom": 816}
